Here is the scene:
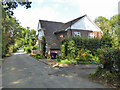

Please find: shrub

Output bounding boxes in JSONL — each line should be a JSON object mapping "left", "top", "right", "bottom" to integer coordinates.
{"left": 32, "top": 45, "right": 38, "bottom": 50}
{"left": 75, "top": 49, "right": 96, "bottom": 64}
{"left": 36, "top": 54, "right": 41, "bottom": 56}
{"left": 96, "top": 48, "right": 120, "bottom": 72}
{"left": 47, "top": 56, "right": 50, "bottom": 59}
{"left": 26, "top": 47, "right": 31, "bottom": 54}
{"left": 35, "top": 56, "right": 44, "bottom": 59}
{"left": 12, "top": 45, "right": 19, "bottom": 53}
{"left": 61, "top": 36, "right": 101, "bottom": 57}
{"left": 24, "top": 47, "right": 26, "bottom": 51}
{"left": 13, "top": 48, "right": 17, "bottom": 53}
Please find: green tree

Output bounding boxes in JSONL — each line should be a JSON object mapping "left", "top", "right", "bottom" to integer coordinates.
{"left": 1, "top": 0, "right": 32, "bottom": 57}
{"left": 95, "top": 15, "right": 120, "bottom": 49}
{"left": 95, "top": 16, "right": 110, "bottom": 32}
{"left": 109, "top": 15, "right": 120, "bottom": 49}
{"left": 2, "top": 0, "right": 32, "bottom": 15}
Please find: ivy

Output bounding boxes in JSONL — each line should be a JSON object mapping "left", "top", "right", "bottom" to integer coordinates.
{"left": 41, "top": 37, "right": 46, "bottom": 56}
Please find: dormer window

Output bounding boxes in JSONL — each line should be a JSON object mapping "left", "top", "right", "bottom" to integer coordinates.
{"left": 74, "top": 32, "right": 81, "bottom": 36}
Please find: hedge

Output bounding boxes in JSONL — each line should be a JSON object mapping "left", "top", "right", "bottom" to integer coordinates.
{"left": 61, "top": 36, "right": 101, "bottom": 57}
{"left": 96, "top": 48, "right": 120, "bottom": 72}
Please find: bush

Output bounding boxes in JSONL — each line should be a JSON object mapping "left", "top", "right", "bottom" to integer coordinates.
{"left": 24, "top": 47, "right": 26, "bottom": 51}
{"left": 36, "top": 54, "right": 41, "bottom": 56}
{"left": 26, "top": 47, "right": 31, "bottom": 54}
{"left": 96, "top": 48, "right": 120, "bottom": 72}
{"left": 32, "top": 45, "right": 38, "bottom": 50}
{"left": 47, "top": 56, "right": 50, "bottom": 59}
{"left": 35, "top": 56, "right": 45, "bottom": 59}
{"left": 31, "top": 54, "right": 45, "bottom": 59}
{"left": 13, "top": 48, "right": 17, "bottom": 53}
{"left": 61, "top": 36, "right": 101, "bottom": 57}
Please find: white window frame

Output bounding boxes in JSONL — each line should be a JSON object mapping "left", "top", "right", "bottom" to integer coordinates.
{"left": 74, "top": 32, "right": 81, "bottom": 37}
{"left": 88, "top": 33, "right": 94, "bottom": 38}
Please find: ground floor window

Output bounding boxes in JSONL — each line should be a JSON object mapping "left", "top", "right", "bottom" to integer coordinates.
{"left": 74, "top": 32, "right": 81, "bottom": 36}
{"left": 88, "top": 33, "right": 94, "bottom": 38}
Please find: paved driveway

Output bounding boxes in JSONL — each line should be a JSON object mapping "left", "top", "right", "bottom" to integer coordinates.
{"left": 2, "top": 49, "right": 107, "bottom": 88}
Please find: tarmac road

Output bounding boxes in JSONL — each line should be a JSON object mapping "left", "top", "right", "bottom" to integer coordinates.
{"left": 2, "top": 48, "right": 107, "bottom": 88}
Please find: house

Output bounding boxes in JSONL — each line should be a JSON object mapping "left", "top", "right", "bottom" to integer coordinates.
{"left": 37, "top": 15, "right": 102, "bottom": 57}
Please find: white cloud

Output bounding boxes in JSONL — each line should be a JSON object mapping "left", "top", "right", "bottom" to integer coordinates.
{"left": 64, "top": 7, "right": 68, "bottom": 11}
{"left": 52, "top": 0, "right": 119, "bottom": 20}
{"left": 53, "top": 4, "right": 59, "bottom": 8}
{"left": 13, "top": 6, "right": 60, "bottom": 30}
{"left": 33, "top": 0, "right": 44, "bottom": 4}
{"left": 52, "top": 0, "right": 65, "bottom": 3}
{"left": 53, "top": 0, "right": 119, "bottom": 23}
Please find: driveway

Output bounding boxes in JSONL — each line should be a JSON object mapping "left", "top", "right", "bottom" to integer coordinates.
{"left": 2, "top": 48, "right": 107, "bottom": 88}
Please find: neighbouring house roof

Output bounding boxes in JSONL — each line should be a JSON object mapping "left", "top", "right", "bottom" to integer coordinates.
{"left": 39, "top": 20, "right": 64, "bottom": 49}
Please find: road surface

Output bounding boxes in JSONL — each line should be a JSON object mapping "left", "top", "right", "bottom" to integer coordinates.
{"left": 2, "top": 48, "right": 107, "bottom": 88}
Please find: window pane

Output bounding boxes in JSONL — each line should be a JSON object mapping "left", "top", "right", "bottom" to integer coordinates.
{"left": 74, "top": 32, "right": 81, "bottom": 36}
{"left": 74, "top": 32, "right": 78, "bottom": 35}
{"left": 88, "top": 33, "right": 94, "bottom": 38}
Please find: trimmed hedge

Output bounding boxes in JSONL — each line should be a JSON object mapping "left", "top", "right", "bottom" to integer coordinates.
{"left": 61, "top": 36, "right": 101, "bottom": 57}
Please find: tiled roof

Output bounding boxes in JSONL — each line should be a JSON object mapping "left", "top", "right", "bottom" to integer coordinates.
{"left": 39, "top": 20, "right": 64, "bottom": 49}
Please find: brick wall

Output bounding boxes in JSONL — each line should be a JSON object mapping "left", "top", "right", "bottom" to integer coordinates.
{"left": 67, "top": 29, "right": 101, "bottom": 38}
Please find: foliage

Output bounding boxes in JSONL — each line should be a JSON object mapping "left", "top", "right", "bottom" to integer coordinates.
{"left": 100, "top": 33, "right": 112, "bottom": 48}
{"left": 41, "top": 37, "right": 46, "bottom": 56}
{"left": 2, "top": 0, "right": 32, "bottom": 15}
{"left": 57, "top": 48, "right": 97, "bottom": 64}
{"left": 96, "top": 48, "right": 120, "bottom": 71}
{"left": 32, "top": 45, "right": 38, "bottom": 50}
{"left": 56, "top": 59, "right": 71, "bottom": 64}
{"left": 1, "top": 1, "right": 32, "bottom": 57}
{"left": 47, "top": 56, "right": 50, "bottom": 59}
{"left": 67, "top": 39, "right": 77, "bottom": 58}
{"left": 90, "top": 48, "right": 120, "bottom": 88}
{"left": 61, "top": 36, "right": 101, "bottom": 56}
{"left": 95, "top": 15, "right": 120, "bottom": 49}
{"left": 94, "top": 16, "right": 110, "bottom": 32}
{"left": 26, "top": 47, "right": 31, "bottom": 54}
{"left": 30, "top": 54, "right": 45, "bottom": 59}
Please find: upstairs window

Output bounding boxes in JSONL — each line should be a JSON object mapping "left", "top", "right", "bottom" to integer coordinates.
{"left": 88, "top": 33, "right": 94, "bottom": 38}
{"left": 74, "top": 32, "right": 81, "bottom": 36}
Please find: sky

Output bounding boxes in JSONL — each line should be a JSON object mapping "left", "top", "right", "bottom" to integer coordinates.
{"left": 13, "top": 0, "right": 119, "bottom": 31}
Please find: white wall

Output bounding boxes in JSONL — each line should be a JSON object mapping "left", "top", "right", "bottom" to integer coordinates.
{"left": 38, "top": 22, "right": 44, "bottom": 40}
{"left": 71, "top": 16, "right": 101, "bottom": 31}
